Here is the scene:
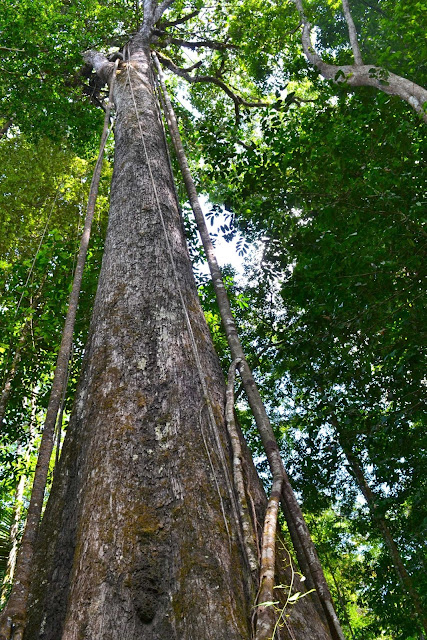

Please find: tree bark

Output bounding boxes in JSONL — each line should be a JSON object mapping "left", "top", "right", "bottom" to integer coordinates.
{"left": 341, "top": 0, "right": 363, "bottom": 65}
{"left": 21, "top": 46, "right": 333, "bottom": 640}
{"left": 153, "top": 55, "right": 344, "bottom": 640}
{"left": 225, "top": 360, "right": 259, "bottom": 576}
{"left": 23, "top": 45, "right": 253, "bottom": 640}
{"left": 0, "top": 330, "right": 28, "bottom": 430}
{"left": 0, "top": 119, "right": 12, "bottom": 139}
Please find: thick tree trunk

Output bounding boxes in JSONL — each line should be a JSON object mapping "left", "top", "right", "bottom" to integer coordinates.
{"left": 154, "top": 56, "right": 344, "bottom": 640}
{"left": 22, "top": 47, "right": 331, "bottom": 640}
{"left": 24, "top": 47, "right": 252, "bottom": 640}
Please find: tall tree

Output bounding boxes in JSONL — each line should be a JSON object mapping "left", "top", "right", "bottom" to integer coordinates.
{"left": 0, "top": 1, "right": 335, "bottom": 639}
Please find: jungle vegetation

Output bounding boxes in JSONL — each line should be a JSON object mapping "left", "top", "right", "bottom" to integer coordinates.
{"left": 0, "top": 0, "right": 425, "bottom": 638}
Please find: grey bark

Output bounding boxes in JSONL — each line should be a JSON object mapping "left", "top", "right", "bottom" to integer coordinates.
{"left": 20, "top": 41, "right": 333, "bottom": 640}
{"left": 225, "top": 360, "right": 259, "bottom": 576}
{"left": 239, "top": 428, "right": 332, "bottom": 640}
{"left": 280, "top": 497, "right": 328, "bottom": 626}
{"left": 153, "top": 53, "right": 344, "bottom": 640}
{"left": 24, "top": 46, "right": 253, "bottom": 640}
{"left": 292, "top": 0, "right": 427, "bottom": 122}
{"left": 341, "top": 0, "right": 363, "bottom": 65}
{"left": 0, "top": 119, "right": 12, "bottom": 139}
{"left": 255, "top": 475, "right": 282, "bottom": 640}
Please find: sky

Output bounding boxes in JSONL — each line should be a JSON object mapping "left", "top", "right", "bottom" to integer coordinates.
{"left": 198, "top": 195, "right": 249, "bottom": 278}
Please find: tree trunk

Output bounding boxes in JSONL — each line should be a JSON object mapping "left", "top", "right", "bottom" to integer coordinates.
{"left": 0, "top": 119, "right": 12, "bottom": 139}
{"left": 0, "top": 278, "right": 46, "bottom": 430}
{"left": 22, "top": 47, "right": 331, "bottom": 640}
{"left": 0, "top": 473, "right": 26, "bottom": 607}
{"left": 0, "top": 329, "right": 28, "bottom": 430}
{"left": 340, "top": 440, "right": 427, "bottom": 635}
{"left": 154, "top": 56, "right": 344, "bottom": 640}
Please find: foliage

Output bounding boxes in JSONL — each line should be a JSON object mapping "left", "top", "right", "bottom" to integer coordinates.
{"left": 189, "top": 10, "right": 426, "bottom": 633}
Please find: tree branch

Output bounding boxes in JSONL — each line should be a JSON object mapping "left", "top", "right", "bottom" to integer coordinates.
{"left": 291, "top": 0, "right": 427, "bottom": 122}
{"left": 155, "top": 52, "right": 272, "bottom": 122}
{"left": 161, "top": 9, "right": 199, "bottom": 27}
{"left": 156, "top": 35, "right": 238, "bottom": 51}
{"left": 143, "top": 0, "right": 155, "bottom": 24}
{"left": 153, "top": 0, "right": 176, "bottom": 24}
{"left": 0, "top": 46, "right": 25, "bottom": 52}
{"left": 181, "top": 60, "right": 204, "bottom": 72}
{"left": 82, "top": 49, "right": 114, "bottom": 85}
{"left": 132, "top": 0, "right": 176, "bottom": 47}
{"left": 341, "top": 0, "right": 363, "bottom": 65}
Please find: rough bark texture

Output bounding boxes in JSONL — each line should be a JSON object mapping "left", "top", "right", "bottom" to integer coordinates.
{"left": 154, "top": 54, "right": 343, "bottom": 640}
{"left": 24, "top": 48, "right": 252, "bottom": 640}
{"left": 22, "top": 47, "right": 333, "bottom": 640}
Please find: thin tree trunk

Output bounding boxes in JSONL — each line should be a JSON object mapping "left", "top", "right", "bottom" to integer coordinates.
{"left": 255, "top": 476, "right": 282, "bottom": 640}
{"left": 321, "top": 551, "right": 356, "bottom": 640}
{"left": 225, "top": 360, "right": 259, "bottom": 576}
{"left": 280, "top": 496, "right": 328, "bottom": 626}
{"left": 1, "top": 395, "right": 37, "bottom": 609}
{"left": 0, "top": 275, "right": 48, "bottom": 429}
{"left": 20, "top": 45, "right": 333, "bottom": 640}
{"left": 153, "top": 54, "right": 344, "bottom": 640}
{"left": 0, "top": 331, "right": 29, "bottom": 430}
{"left": 339, "top": 437, "right": 427, "bottom": 634}
{"left": 240, "top": 425, "right": 335, "bottom": 640}
{"left": 0, "top": 65, "right": 118, "bottom": 640}
{"left": 0, "top": 474, "right": 26, "bottom": 607}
